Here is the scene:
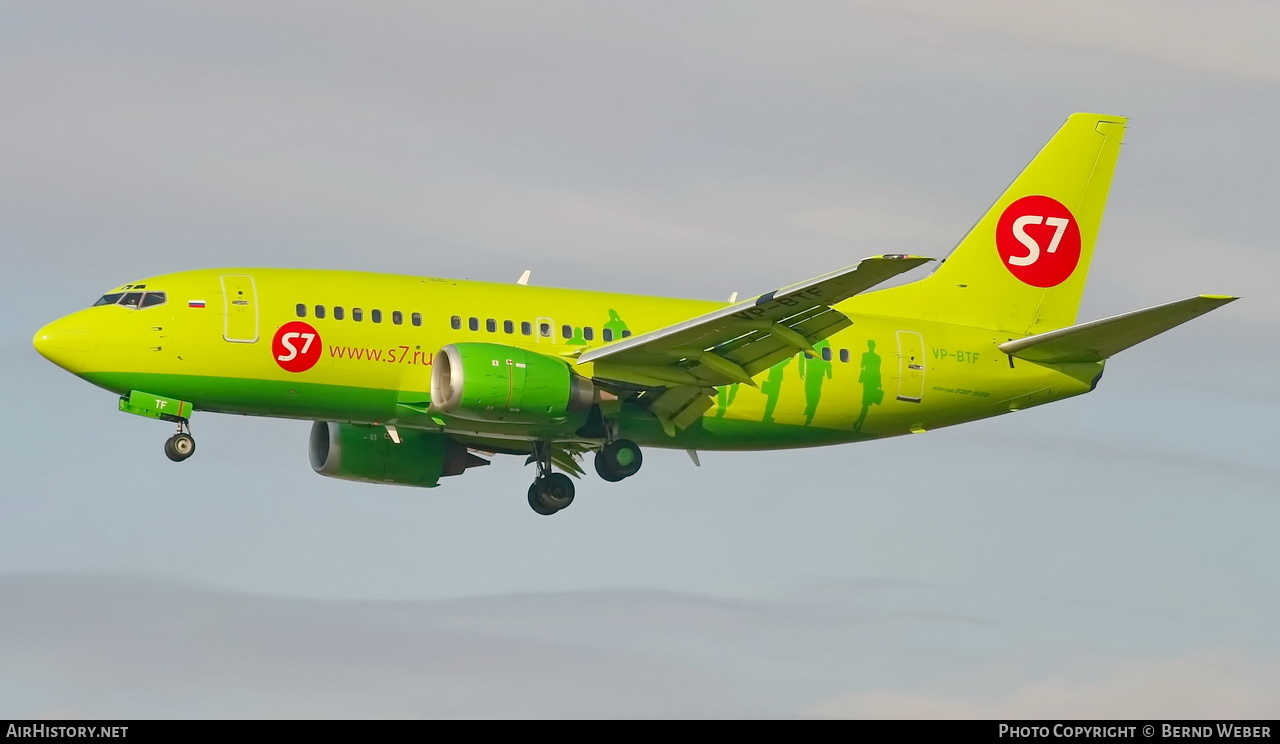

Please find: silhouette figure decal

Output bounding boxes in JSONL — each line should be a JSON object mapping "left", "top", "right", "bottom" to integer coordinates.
{"left": 798, "top": 340, "right": 833, "bottom": 426}
{"left": 853, "top": 340, "right": 883, "bottom": 432}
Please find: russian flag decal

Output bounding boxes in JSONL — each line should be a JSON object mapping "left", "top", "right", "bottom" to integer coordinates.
{"left": 189, "top": 300, "right": 206, "bottom": 308}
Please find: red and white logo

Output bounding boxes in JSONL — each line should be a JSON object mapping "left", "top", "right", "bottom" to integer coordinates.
{"left": 995, "top": 195, "right": 1081, "bottom": 288}
{"left": 271, "top": 321, "right": 323, "bottom": 373}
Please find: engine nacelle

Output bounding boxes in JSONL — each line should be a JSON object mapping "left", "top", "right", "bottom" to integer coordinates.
{"left": 430, "top": 342, "right": 594, "bottom": 423}
{"left": 309, "top": 422, "right": 487, "bottom": 487}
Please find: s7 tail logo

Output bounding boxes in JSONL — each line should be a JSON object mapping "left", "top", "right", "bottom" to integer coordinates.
{"left": 996, "top": 195, "right": 1082, "bottom": 287}
{"left": 1008, "top": 215, "right": 1071, "bottom": 266}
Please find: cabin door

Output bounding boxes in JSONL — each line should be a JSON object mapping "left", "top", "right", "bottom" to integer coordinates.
{"left": 895, "top": 330, "right": 925, "bottom": 402}
{"left": 220, "top": 274, "right": 259, "bottom": 343}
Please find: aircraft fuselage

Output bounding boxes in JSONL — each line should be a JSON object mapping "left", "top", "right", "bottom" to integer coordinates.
{"left": 35, "top": 267, "right": 1100, "bottom": 452}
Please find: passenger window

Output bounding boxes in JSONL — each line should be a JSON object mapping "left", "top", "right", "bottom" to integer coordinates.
{"left": 562, "top": 324, "right": 573, "bottom": 339}
{"left": 521, "top": 321, "right": 532, "bottom": 336}
{"left": 411, "top": 312, "right": 422, "bottom": 327}
{"left": 621, "top": 329, "right": 632, "bottom": 337}
{"left": 353, "top": 308, "right": 363, "bottom": 322}
{"left": 603, "top": 328, "right": 614, "bottom": 342}
{"left": 315, "top": 305, "right": 326, "bottom": 319}
{"left": 468, "top": 317, "right": 479, "bottom": 331}
{"left": 295, "top": 303, "right": 307, "bottom": 317}
{"left": 121, "top": 292, "right": 144, "bottom": 308}
{"left": 140, "top": 292, "right": 166, "bottom": 308}
{"left": 839, "top": 349, "right": 850, "bottom": 363}
{"left": 583, "top": 327, "right": 594, "bottom": 341}
{"left": 93, "top": 293, "right": 124, "bottom": 306}
{"left": 450, "top": 315, "right": 461, "bottom": 330}
{"left": 821, "top": 346, "right": 832, "bottom": 362}
{"left": 393, "top": 310, "right": 403, "bottom": 325}
{"left": 504, "top": 320, "right": 514, "bottom": 334}
{"left": 539, "top": 322, "right": 551, "bottom": 337}
{"left": 486, "top": 319, "right": 496, "bottom": 333}
{"left": 334, "top": 306, "right": 345, "bottom": 320}
{"left": 371, "top": 309, "right": 382, "bottom": 323}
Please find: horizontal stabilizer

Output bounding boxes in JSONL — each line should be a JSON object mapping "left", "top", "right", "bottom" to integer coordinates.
{"left": 999, "top": 295, "right": 1238, "bottom": 363}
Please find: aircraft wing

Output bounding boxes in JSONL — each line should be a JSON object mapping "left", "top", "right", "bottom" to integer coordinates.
{"left": 575, "top": 254, "right": 933, "bottom": 432}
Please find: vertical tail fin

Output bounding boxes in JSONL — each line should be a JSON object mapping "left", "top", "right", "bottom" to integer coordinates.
{"left": 856, "top": 113, "right": 1126, "bottom": 336}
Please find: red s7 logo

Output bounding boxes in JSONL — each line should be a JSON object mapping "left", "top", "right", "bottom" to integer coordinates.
{"left": 272, "top": 321, "right": 323, "bottom": 372}
{"left": 995, "top": 195, "right": 1081, "bottom": 288}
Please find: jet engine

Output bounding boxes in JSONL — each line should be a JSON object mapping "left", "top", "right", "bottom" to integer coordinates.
{"left": 309, "top": 422, "right": 487, "bottom": 487}
{"left": 430, "top": 342, "right": 594, "bottom": 424}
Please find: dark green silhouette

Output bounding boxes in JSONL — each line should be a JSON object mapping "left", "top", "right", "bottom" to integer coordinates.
{"left": 853, "top": 340, "right": 883, "bottom": 432}
{"left": 715, "top": 382, "right": 741, "bottom": 418}
{"left": 567, "top": 326, "right": 586, "bottom": 346}
{"left": 760, "top": 356, "right": 792, "bottom": 424}
{"left": 798, "top": 340, "right": 833, "bottom": 426}
{"left": 604, "top": 309, "right": 629, "bottom": 338}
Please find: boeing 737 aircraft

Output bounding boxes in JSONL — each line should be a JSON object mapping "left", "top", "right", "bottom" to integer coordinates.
{"left": 34, "top": 113, "right": 1237, "bottom": 514}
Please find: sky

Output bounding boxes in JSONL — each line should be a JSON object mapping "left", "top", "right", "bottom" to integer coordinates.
{"left": 2, "top": 0, "right": 1278, "bottom": 719}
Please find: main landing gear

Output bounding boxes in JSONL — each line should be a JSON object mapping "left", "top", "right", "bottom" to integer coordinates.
{"left": 594, "top": 438, "right": 642, "bottom": 482}
{"left": 525, "top": 438, "right": 645, "bottom": 515}
{"left": 163, "top": 419, "right": 196, "bottom": 462}
{"left": 528, "top": 441, "right": 574, "bottom": 516}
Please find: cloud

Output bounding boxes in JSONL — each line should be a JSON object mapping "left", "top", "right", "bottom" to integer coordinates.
{"left": 0, "top": 574, "right": 805, "bottom": 718}
{"left": 5, "top": 575, "right": 1278, "bottom": 719}
{"left": 878, "top": 0, "right": 1280, "bottom": 83}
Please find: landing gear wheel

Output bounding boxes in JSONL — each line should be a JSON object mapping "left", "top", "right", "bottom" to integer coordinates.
{"left": 164, "top": 432, "right": 195, "bottom": 462}
{"left": 595, "top": 439, "right": 642, "bottom": 482}
{"left": 528, "top": 473, "right": 575, "bottom": 515}
{"left": 527, "top": 484, "right": 558, "bottom": 516}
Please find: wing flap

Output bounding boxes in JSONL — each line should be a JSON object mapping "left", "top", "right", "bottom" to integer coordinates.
{"left": 645, "top": 386, "right": 717, "bottom": 436}
{"left": 578, "top": 254, "right": 932, "bottom": 382}
{"left": 574, "top": 254, "right": 932, "bottom": 432}
{"left": 999, "top": 295, "right": 1238, "bottom": 363}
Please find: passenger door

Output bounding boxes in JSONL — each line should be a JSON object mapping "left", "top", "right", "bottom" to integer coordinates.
{"left": 895, "top": 330, "right": 925, "bottom": 402}
{"left": 220, "top": 274, "right": 259, "bottom": 343}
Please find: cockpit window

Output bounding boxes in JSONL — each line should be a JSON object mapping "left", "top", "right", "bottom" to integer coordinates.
{"left": 92, "top": 291, "right": 167, "bottom": 309}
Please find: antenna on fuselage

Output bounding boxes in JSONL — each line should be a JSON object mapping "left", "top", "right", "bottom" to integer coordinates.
{"left": 517, "top": 270, "right": 532, "bottom": 286}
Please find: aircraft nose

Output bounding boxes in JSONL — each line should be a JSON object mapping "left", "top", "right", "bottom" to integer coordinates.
{"left": 33, "top": 316, "right": 92, "bottom": 371}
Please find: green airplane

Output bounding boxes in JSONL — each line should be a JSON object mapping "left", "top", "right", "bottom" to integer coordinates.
{"left": 33, "top": 113, "right": 1237, "bottom": 515}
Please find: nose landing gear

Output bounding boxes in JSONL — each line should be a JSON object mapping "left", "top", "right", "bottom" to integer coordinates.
{"left": 163, "top": 420, "right": 196, "bottom": 462}
{"left": 116, "top": 391, "right": 198, "bottom": 463}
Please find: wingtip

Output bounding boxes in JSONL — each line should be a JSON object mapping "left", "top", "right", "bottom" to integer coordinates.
{"left": 874, "top": 254, "right": 936, "bottom": 262}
